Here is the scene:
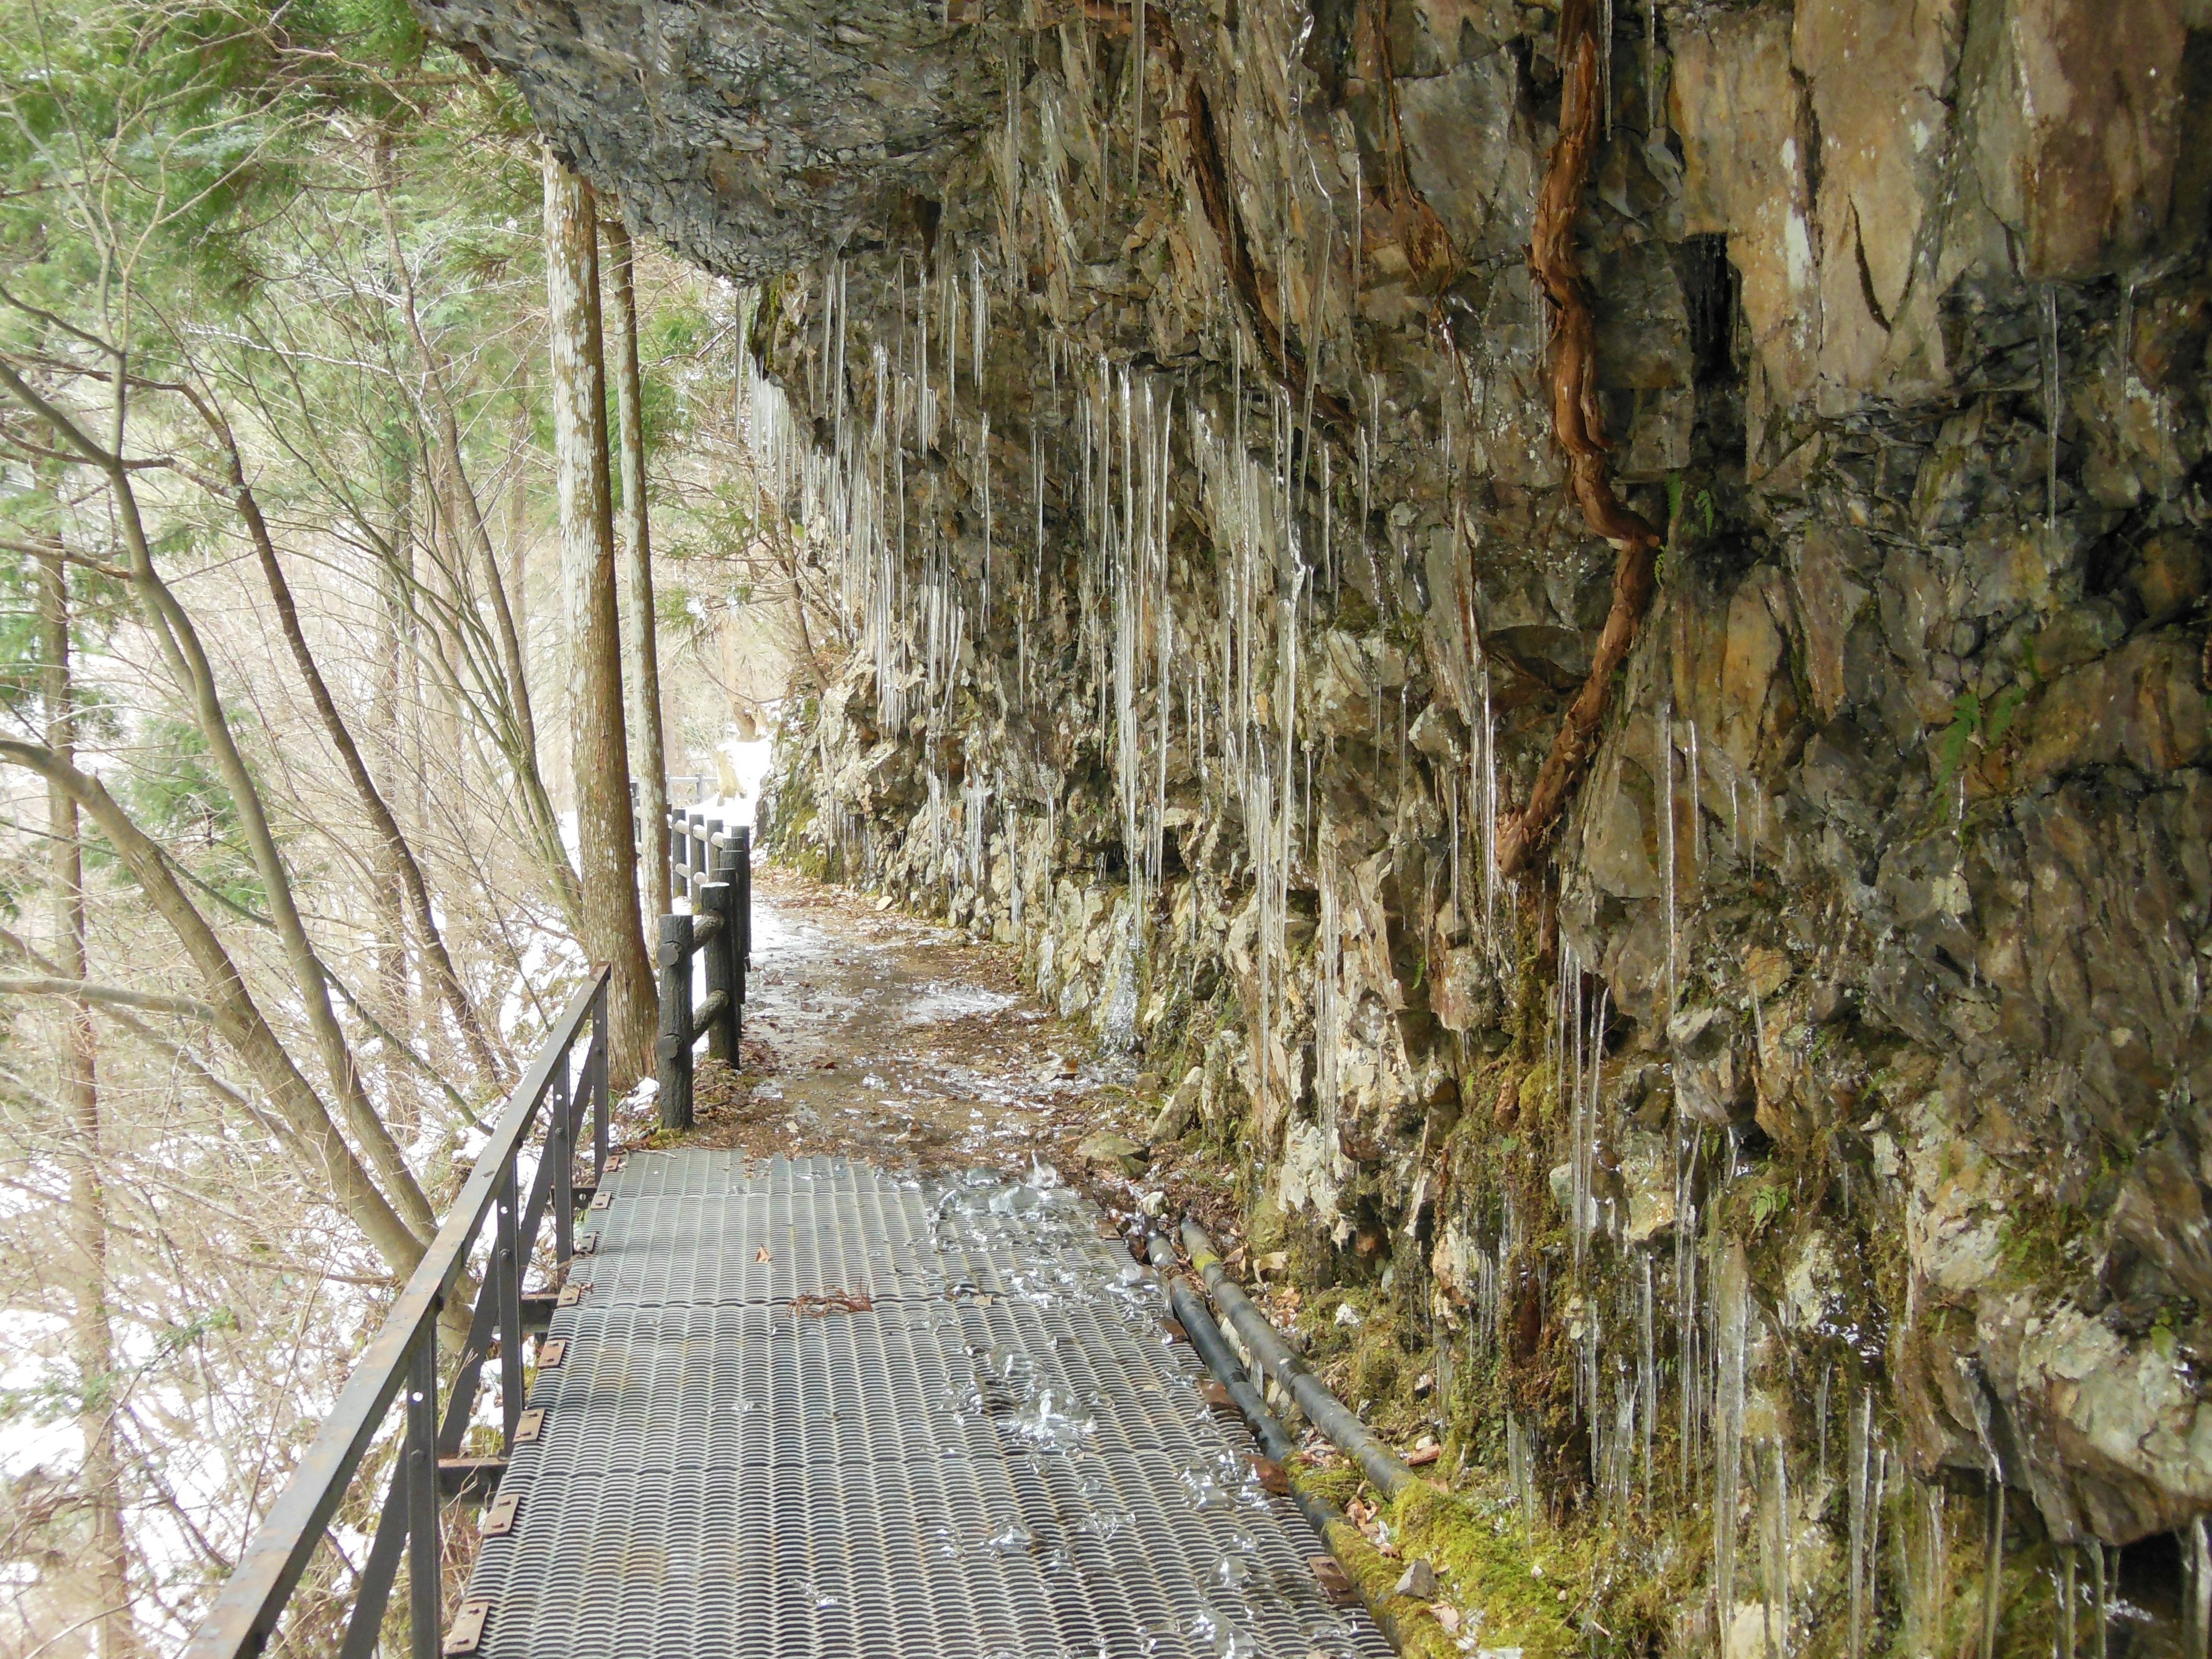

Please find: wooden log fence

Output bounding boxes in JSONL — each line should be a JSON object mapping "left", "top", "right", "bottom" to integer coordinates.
{"left": 654, "top": 807, "right": 751, "bottom": 1131}
{"left": 182, "top": 786, "right": 759, "bottom": 1659}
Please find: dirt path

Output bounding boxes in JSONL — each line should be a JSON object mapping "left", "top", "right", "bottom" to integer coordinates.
{"left": 657, "top": 868, "right": 1208, "bottom": 1222}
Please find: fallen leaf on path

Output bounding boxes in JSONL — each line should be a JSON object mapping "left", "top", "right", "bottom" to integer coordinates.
{"left": 791, "top": 1289, "right": 874, "bottom": 1316}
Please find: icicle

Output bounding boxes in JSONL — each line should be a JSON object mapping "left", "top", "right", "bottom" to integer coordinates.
{"left": 1638, "top": 1252, "right": 1657, "bottom": 1497}
{"left": 1646, "top": 0, "right": 1663, "bottom": 145}
{"left": 1480, "top": 661, "right": 1498, "bottom": 947}
{"left": 1601, "top": 0, "right": 1614, "bottom": 139}
{"left": 1448, "top": 768, "right": 1463, "bottom": 930}
{"left": 1922, "top": 1486, "right": 1950, "bottom": 1656}
{"left": 1658, "top": 699, "right": 1679, "bottom": 1019}
{"left": 2042, "top": 285, "right": 2062, "bottom": 536}
{"left": 1765, "top": 1436, "right": 1791, "bottom": 1657}
{"left": 1849, "top": 1391, "right": 1873, "bottom": 1658}
{"left": 1321, "top": 444, "right": 1334, "bottom": 593}
{"left": 1714, "top": 1239, "right": 1749, "bottom": 1638}
{"left": 949, "top": 256, "right": 963, "bottom": 419}
{"left": 1687, "top": 718, "right": 1705, "bottom": 872}
{"left": 1663, "top": 1141, "right": 1699, "bottom": 1504}
{"left": 2092, "top": 1540, "right": 2109, "bottom": 1659}
{"left": 1749, "top": 775, "right": 1764, "bottom": 882}
{"left": 972, "top": 248, "right": 987, "bottom": 392}
{"left": 1982, "top": 1479, "right": 2006, "bottom": 1659}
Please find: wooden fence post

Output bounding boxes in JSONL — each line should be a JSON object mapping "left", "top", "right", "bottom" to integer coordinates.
{"left": 656, "top": 913, "right": 694, "bottom": 1131}
{"left": 699, "top": 879, "right": 737, "bottom": 1066}
{"left": 708, "top": 825, "right": 744, "bottom": 1064}
{"left": 736, "top": 826, "right": 752, "bottom": 971}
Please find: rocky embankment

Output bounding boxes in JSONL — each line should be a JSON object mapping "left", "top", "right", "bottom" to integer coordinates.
{"left": 427, "top": 0, "right": 2211, "bottom": 1646}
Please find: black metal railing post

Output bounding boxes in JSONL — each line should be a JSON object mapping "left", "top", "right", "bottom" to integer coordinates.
{"left": 185, "top": 971, "right": 609, "bottom": 1659}
{"left": 704, "top": 825, "right": 743, "bottom": 1065}
{"left": 495, "top": 1162, "right": 522, "bottom": 1445}
{"left": 657, "top": 913, "right": 695, "bottom": 1130}
{"left": 406, "top": 1330, "right": 438, "bottom": 1659}
{"left": 550, "top": 1057, "right": 573, "bottom": 1266}
{"left": 590, "top": 986, "right": 609, "bottom": 1181}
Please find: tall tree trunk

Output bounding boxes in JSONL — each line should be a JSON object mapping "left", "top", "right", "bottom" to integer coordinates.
{"left": 603, "top": 211, "right": 671, "bottom": 919}
{"left": 38, "top": 540, "right": 134, "bottom": 1659}
{"left": 542, "top": 150, "right": 656, "bottom": 1089}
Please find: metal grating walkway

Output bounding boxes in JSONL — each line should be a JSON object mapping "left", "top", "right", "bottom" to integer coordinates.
{"left": 460, "top": 1152, "right": 1390, "bottom": 1659}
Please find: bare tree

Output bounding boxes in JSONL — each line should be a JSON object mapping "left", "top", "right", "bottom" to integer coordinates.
{"left": 0, "top": 735, "right": 426, "bottom": 1275}
{"left": 541, "top": 150, "right": 655, "bottom": 1086}
{"left": 181, "top": 380, "right": 510, "bottom": 1086}
{"left": 0, "top": 357, "right": 438, "bottom": 1246}
{"left": 37, "top": 529, "right": 137, "bottom": 1659}
{"left": 369, "top": 134, "right": 581, "bottom": 926}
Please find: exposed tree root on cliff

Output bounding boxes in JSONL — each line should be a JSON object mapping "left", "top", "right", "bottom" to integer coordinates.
{"left": 1353, "top": 0, "right": 1456, "bottom": 291}
{"left": 1184, "top": 77, "right": 1357, "bottom": 437}
{"left": 1078, "top": 0, "right": 1354, "bottom": 435}
{"left": 1494, "top": 0, "right": 1662, "bottom": 879}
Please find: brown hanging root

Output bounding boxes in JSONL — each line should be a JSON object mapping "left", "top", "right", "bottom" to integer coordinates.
{"left": 1354, "top": 0, "right": 1456, "bottom": 290}
{"left": 1494, "top": 0, "right": 1662, "bottom": 878}
{"left": 1077, "top": 0, "right": 1355, "bottom": 436}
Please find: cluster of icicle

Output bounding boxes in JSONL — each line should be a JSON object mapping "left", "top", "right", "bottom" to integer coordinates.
{"left": 738, "top": 244, "right": 2042, "bottom": 1656}
{"left": 722, "top": 39, "right": 2113, "bottom": 1654}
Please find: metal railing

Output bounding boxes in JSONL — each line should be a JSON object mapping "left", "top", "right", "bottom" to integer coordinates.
{"left": 656, "top": 808, "right": 751, "bottom": 1131}
{"left": 181, "top": 969, "right": 612, "bottom": 1659}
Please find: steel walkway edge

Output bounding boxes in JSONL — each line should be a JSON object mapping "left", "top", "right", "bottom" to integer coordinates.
{"left": 454, "top": 1152, "right": 1391, "bottom": 1659}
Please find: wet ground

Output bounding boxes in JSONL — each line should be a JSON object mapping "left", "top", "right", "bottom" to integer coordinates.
{"left": 487, "top": 871, "right": 1400, "bottom": 1659}
{"left": 652, "top": 868, "right": 1179, "bottom": 1217}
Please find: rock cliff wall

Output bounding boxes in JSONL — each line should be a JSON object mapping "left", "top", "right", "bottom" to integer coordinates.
{"left": 434, "top": 0, "right": 2212, "bottom": 1645}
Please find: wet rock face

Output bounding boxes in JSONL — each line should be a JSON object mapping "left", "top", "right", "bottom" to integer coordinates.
{"left": 444, "top": 0, "right": 2212, "bottom": 1636}
{"left": 418, "top": 0, "right": 999, "bottom": 278}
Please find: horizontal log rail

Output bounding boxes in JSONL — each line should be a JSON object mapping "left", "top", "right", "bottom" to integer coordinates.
{"left": 181, "top": 967, "right": 612, "bottom": 1659}
{"left": 655, "top": 809, "right": 752, "bottom": 1131}
{"left": 631, "top": 774, "right": 713, "bottom": 822}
